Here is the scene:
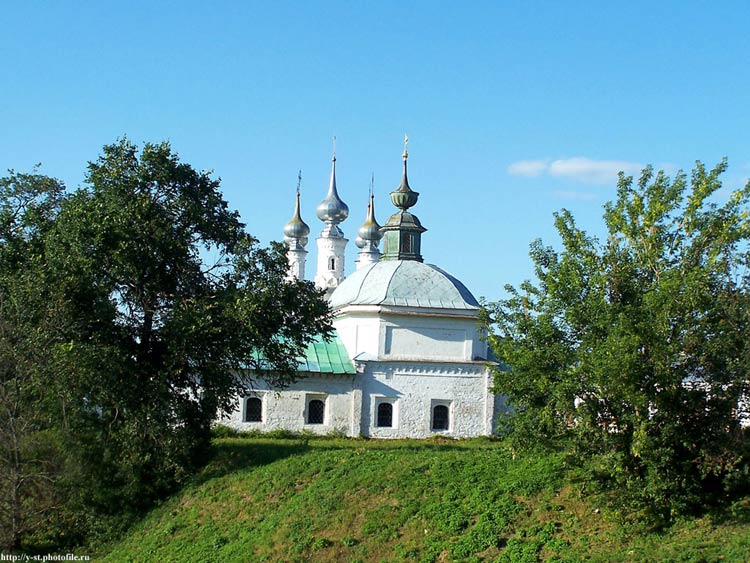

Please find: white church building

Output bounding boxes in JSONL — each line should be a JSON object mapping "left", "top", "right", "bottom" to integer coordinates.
{"left": 223, "top": 141, "right": 505, "bottom": 438}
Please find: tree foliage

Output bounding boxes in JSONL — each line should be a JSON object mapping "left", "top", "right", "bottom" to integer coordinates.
{"left": 0, "top": 140, "right": 332, "bottom": 550}
{"left": 483, "top": 161, "right": 750, "bottom": 520}
{"left": 0, "top": 170, "right": 68, "bottom": 551}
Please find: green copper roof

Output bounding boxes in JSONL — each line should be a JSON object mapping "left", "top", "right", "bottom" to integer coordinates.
{"left": 298, "top": 332, "right": 355, "bottom": 375}
{"left": 250, "top": 331, "right": 355, "bottom": 375}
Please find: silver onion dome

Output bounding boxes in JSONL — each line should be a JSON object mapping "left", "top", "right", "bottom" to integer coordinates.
{"left": 316, "top": 155, "right": 349, "bottom": 224}
{"left": 284, "top": 191, "right": 310, "bottom": 246}
{"left": 357, "top": 193, "right": 382, "bottom": 245}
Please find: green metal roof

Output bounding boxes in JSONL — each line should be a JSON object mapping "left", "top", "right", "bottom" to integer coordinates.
{"left": 249, "top": 331, "right": 355, "bottom": 376}
{"left": 297, "top": 332, "right": 356, "bottom": 375}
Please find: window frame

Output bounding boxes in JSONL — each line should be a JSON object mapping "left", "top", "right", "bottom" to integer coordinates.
{"left": 373, "top": 397, "right": 398, "bottom": 429}
{"left": 376, "top": 401, "right": 393, "bottom": 428}
{"left": 305, "top": 394, "right": 327, "bottom": 425}
{"left": 243, "top": 394, "right": 264, "bottom": 423}
{"left": 430, "top": 400, "right": 451, "bottom": 432}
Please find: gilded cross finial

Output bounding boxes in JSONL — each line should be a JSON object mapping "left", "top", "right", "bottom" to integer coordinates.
{"left": 332, "top": 135, "right": 337, "bottom": 162}
{"left": 296, "top": 170, "right": 302, "bottom": 195}
{"left": 403, "top": 133, "right": 409, "bottom": 159}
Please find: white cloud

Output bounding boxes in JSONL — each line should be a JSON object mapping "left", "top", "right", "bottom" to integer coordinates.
{"left": 507, "top": 159, "right": 549, "bottom": 177}
{"left": 548, "top": 158, "right": 642, "bottom": 184}
{"left": 508, "top": 157, "right": 645, "bottom": 185}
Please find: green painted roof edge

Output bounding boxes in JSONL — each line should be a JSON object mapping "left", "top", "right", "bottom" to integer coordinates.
{"left": 298, "top": 331, "right": 355, "bottom": 375}
{"left": 249, "top": 331, "right": 355, "bottom": 376}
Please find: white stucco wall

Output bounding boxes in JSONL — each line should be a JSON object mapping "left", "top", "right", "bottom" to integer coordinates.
{"left": 221, "top": 375, "right": 356, "bottom": 435}
{"left": 220, "top": 298, "right": 505, "bottom": 439}
{"left": 285, "top": 247, "right": 308, "bottom": 281}
{"left": 315, "top": 236, "right": 348, "bottom": 292}
{"left": 221, "top": 361, "right": 504, "bottom": 439}
{"left": 357, "top": 361, "right": 496, "bottom": 438}
{"left": 333, "top": 307, "right": 488, "bottom": 364}
{"left": 334, "top": 313, "right": 381, "bottom": 359}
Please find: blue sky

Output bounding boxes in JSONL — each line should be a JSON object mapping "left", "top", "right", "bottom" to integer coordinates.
{"left": 2, "top": 1, "right": 750, "bottom": 300}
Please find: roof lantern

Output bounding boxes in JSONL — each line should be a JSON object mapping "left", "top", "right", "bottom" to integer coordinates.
{"left": 380, "top": 135, "right": 427, "bottom": 262}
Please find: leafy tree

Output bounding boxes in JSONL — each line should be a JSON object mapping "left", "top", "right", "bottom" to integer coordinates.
{"left": 47, "top": 139, "right": 331, "bottom": 513}
{"left": 483, "top": 161, "right": 750, "bottom": 520}
{"left": 0, "top": 170, "right": 69, "bottom": 552}
{"left": 0, "top": 140, "right": 333, "bottom": 547}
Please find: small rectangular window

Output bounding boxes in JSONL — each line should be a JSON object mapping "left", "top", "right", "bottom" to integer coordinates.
{"left": 244, "top": 396, "right": 263, "bottom": 423}
{"left": 431, "top": 402, "right": 450, "bottom": 431}
{"left": 377, "top": 402, "right": 393, "bottom": 427}
{"left": 307, "top": 397, "right": 326, "bottom": 424}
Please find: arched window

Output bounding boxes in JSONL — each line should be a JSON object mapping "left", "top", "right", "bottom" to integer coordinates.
{"left": 328, "top": 257, "right": 336, "bottom": 270}
{"left": 377, "top": 402, "right": 393, "bottom": 428}
{"left": 245, "top": 397, "right": 262, "bottom": 422}
{"left": 308, "top": 399, "right": 325, "bottom": 424}
{"left": 432, "top": 404, "right": 449, "bottom": 431}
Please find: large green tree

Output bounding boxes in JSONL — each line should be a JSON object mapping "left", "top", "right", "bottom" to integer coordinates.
{"left": 0, "top": 170, "right": 68, "bottom": 552}
{"left": 0, "top": 139, "right": 332, "bottom": 548}
{"left": 483, "top": 161, "right": 750, "bottom": 520}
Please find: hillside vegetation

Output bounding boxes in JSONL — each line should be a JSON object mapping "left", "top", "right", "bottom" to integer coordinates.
{"left": 95, "top": 435, "right": 750, "bottom": 563}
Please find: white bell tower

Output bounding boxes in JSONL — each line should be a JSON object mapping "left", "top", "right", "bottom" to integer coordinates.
{"left": 314, "top": 143, "right": 349, "bottom": 294}
{"left": 283, "top": 171, "right": 310, "bottom": 281}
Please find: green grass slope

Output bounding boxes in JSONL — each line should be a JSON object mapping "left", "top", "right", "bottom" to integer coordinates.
{"left": 96, "top": 436, "right": 750, "bottom": 563}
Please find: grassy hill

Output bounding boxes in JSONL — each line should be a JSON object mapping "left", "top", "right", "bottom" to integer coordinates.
{"left": 95, "top": 435, "right": 750, "bottom": 563}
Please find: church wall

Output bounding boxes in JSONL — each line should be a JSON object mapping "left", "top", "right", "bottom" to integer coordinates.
{"left": 220, "top": 375, "right": 356, "bottom": 436}
{"left": 384, "top": 326, "right": 468, "bottom": 359}
{"left": 378, "top": 314, "right": 485, "bottom": 363}
{"left": 359, "top": 361, "right": 496, "bottom": 439}
{"left": 334, "top": 311, "right": 488, "bottom": 364}
{"left": 333, "top": 314, "right": 381, "bottom": 359}
{"left": 219, "top": 363, "right": 504, "bottom": 439}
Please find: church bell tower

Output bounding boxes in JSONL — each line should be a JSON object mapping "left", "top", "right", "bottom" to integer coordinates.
{"left": 283, "top": 171, "right": 310, "bottom": 281}
{"left": 314, "top": 141, "right": 349, "bottom": 294}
